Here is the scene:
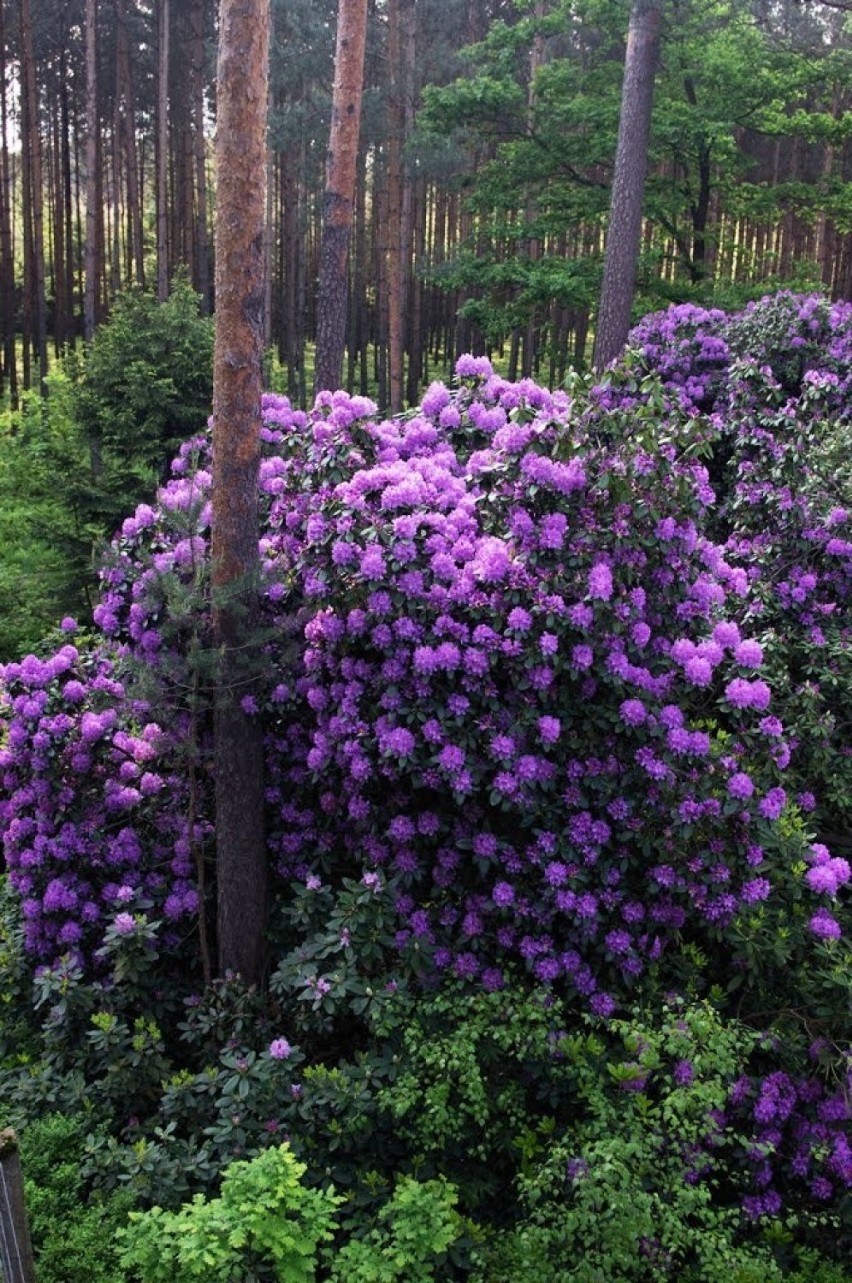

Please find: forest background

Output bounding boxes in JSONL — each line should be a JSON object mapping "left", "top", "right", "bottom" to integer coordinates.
{"left": 4, "top": 0, "right": 852, "bottom": 654}
{"left": 6, "top": 0, "right": 852, "bottom": 405}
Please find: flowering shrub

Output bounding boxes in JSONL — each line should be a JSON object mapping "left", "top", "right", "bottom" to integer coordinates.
{"left": 616, "top": 292, "right": 852, "bottom": 848}
{"left": 2, "top": 361, "right": 837, "bottom": 1004}
{"left": 0, "top": 295, "right": 849, "bottom": 1238}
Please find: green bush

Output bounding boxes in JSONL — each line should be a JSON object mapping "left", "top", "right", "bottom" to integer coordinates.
{"left": 117, "top": 1143, "right": 470, "bottom": 1283}
{"left": 16, "top": 1113, "right": 134, "bottom": 1283}
{"left": 0, "top": 279, "right": 212, "bottom": 657}
{"left": 65, "top": 276, "right": 213, "bottom": 483}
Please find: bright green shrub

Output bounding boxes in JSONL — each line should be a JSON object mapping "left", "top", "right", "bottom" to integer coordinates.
{"left": 118, "top": 1144, "right": 470, "bottom": 1283}
{"left": 328, "top": 1177, "right": 467, "bottom": 1282}
{"left": 117, "top": 1144, "right": 341, "bottom": 1283}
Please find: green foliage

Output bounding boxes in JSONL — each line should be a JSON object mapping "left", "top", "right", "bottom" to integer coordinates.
{"left": 471, "top": 1002, "right": 837, "bottom": 1283}
{"left": 0, "top": 280, "right": 212, "bottom": 658}
{"left": 118, "top": 1144, "right": 341, "bottom": 1282}
{"left": 375, "top": 978, "right": 566, "bottom": 1207}
{"left": 119, "top": 1142, "right": 471, "bottom": 1283}
{"left": 15, "top": 1113, "right": 135, "bottom": 1283}
{"left": 0, "top": 395, "right": 90, "bottom": 657}
{"left": 66, "top": 277, "right": 213, "bottom": 483}
{"left": 328, "top": 1177, "right": 467, "bottom": 1282}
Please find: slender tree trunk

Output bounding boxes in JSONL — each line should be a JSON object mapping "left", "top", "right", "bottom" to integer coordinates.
{"left": 592, "top": 0, "right": 661, "bottom": 371}
{"left": 50, "top": 94, "right": 67, "bottom": 351}
{"left": 157, "top": 0, "right": 171, "bottom": 300}
{"left": 386, "top": 0, "right": 404, "bottom": 412}
{"left": 314, "top": 0, "right": 368, "bottom": 395}
{"left": 84, "top": 0, "right": 99, "bottom": 340}
{"left": 0, "top": 0, "right": 18, "bottom": 405}
{"left": 19, "top": 0, "right": 48, "bottom": 390}
{"left": 116, "top": 0, "right": 145, "bottom": 288}
{"left": 212, "top": 0, "right": 270, "bottom": 986}
{"left": 190, "top": 0, "right": 211, "bottom": 310}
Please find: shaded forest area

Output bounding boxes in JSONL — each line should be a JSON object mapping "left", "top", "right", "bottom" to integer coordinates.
{"left": 4, "top": 0, "right": 852, "bottom": 410}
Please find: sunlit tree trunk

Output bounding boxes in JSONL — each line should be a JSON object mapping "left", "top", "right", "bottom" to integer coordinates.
{"left": 592, "top": 0, "right": 661, "bottom": 371}
{"left": 116, "top": 0, "right": 145, "bottom": 288}
{"left": 314, "top": 0, "right": 368, "bottom": 395}
{"left": 19, "top": 0, "right": 48, "bottom": 390}
{"left": 157, "top": 0, "right": 170, "bottom": 300}
{"left": 212, "top": 0, "right": 270, "bottom": 986}
{"left": 84, "top": 0, "right": 99, "bottom": 340}
{"left": 386, "top": 0, "right": 404, "bottom": 412}
{"left": 0, "top": 0, "right": 18, "bottom": 405}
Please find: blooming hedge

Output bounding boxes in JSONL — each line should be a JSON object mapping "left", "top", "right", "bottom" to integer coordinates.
{"left": 1, "top": 316, "right": 848, "bottom": 993}
{"left": 0, "top": 293, "right": 849, "bottom": 1219}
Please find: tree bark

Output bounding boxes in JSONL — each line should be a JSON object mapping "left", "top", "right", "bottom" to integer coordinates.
{"left": 116, "top": 0, "right": 145, "bottom": 288}
{"left": 386, "top": 0, "right": 404, "bottom": 412}
{"left": 314, "top": 0, "right": 368, "bottom": 395}
{"left": 190, "top": 0, "right": 211, "bottom": 310}
{"left": 84, "top": 0, "right": 99, "bottom": 340}
{"left": 212, "top": 0, "right": 270, "bottom": 986}
{"left": 19, "top": 0, "right": 48, "bottom": 390}
{"left": 592, "top": 0, "right": 661, "bottom": 371}
{"left": 157, "top": 0, "right": 171, "bottom": 300}
{"left": 0, "top": 0, "right": 18, "bottom": 404}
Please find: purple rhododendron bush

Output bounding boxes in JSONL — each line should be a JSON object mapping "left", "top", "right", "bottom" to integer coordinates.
{"left": 0, "top": 293, "right": 850, "bottom": 1266}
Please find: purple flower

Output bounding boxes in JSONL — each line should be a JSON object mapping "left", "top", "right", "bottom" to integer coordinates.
{"left": 734, "top": 639, "right": 763, "bottom": 668}
{"left": 507, "top": 606, "right": 532, "bottom": 632}
{"left": 727, "top": 772, "right": 754, "bottom": 801}
{"left": 492, "top": 881, "right": 516, "bottom": 907}
{"left": 725, "top": 678, "right": 771, "bottom": 711}
{"left": 619, "top": 699, "right": 647, "bottom": 727}
{"left": 589, "top": 992, "right": 615, "bottom": 1018}
{"left": 805, "top": 864, "right": 842, "bottom": 896}
{"left": 438, "top": 744, "right": 465, "bottom": 773}
{"left": 455, "top": 353, "right": 492, "bottom": 379}
{"left": 673, "top": 1059, "right": 694, "bottom": 1087}
{"left": 113, "top": 912, "right": 136, "bottom": 936}
{"left": 537, "top": 716, "right": 561, "bottom": 745}
{"left": 810, "top": 909, "right": 842, "bottom": 940}
{"left": 758, "top": 788, "right": 786, "bottom": 820}
{"left": 684, "top": 657, "right": 713, "bottom": 688}
{"left": 269, "top": 1037, "right": 292, "bottom": 1060}
{"left": 741, "top": 878, "right": 770, "bottom": 903}
{"left": 383, "top": 727, "right": 415, "bottom": 757}
{"left": 588, "top": 563, "right": 613, "bottom": 601}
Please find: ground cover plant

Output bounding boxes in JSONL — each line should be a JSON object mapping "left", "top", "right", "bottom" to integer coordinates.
{"left": 0, "top": 291, "right": 849, "bottom": 1279}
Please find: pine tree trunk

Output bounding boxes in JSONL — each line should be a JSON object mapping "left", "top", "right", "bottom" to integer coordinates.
{"left": 50, "top": 95, "right": 68, "bottom": 350}
{"left": 212, "top": 0, "right": 270, "bottom": 986}
{"left": 190, "top": 0, "right": 211, "bottom": 310}
{"left": 157, "top": 0, "right": 170, "bottom": 300}
{"left": 19, "top": 0, "right": 48, "bottom": 389}
{"left": 592, "top": 0, "right": 661, "bottom": 371}
{"left": 116, "top": 0, "right": 145, "bottom": 288}
{"left": 0, "top": 0, "right": 18, "bottom": 404}
{"left": 386, "top": 0, "right": 404, "bottom": 412}
{"left": 84, "top": 0, "right": 98, "bottom": 340}
{"left": 314, "top": 0, "right": 368, "bottom": 395}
